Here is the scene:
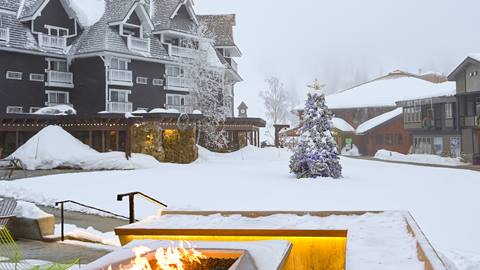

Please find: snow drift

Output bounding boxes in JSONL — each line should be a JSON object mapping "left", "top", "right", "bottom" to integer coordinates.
{"left": 374, "top": 150, "right": 466, "bottom": 166}
{"left": 8, "top": 126, "right": 160, "bottom": 170}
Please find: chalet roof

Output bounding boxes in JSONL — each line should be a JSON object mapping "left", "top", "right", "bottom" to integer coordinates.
{"left": 151, "top": 0, "right": 197, "bottom": 33}
{"left": 447, "top": 55, "right": 480, "bottom": 81}
{"left": 105, "top": 0, "right": 137, "bottom": 23}
{"left": 197, "top": 14, "right": 236, "bottom": 47}
{"left": 18, "top": 0, "right": 47, "bottom": 20}
{"left": 0, "top": 0, "right": 21, "bottom": 11}
{"left": 332, "top": 118, "right": 355, "bottom": 133}
{"left": 356, "top": 108, "right": 403, "bottom": 135}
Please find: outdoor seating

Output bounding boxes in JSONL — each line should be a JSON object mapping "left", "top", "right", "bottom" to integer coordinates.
{"left": 0, "top": 198, "right": 78, "bottom": 270}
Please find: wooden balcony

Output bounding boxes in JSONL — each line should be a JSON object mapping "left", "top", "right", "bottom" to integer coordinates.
{"left": 225, "top": 57, "right": 238, "bottom": 72}
{"left": 0, "top": 27, "right": 9, "bottom": 43}
{"left": 38, "top": 33, "right": 67, "bottom": 50}
{"left": 109, "top": 102, "right": 133, "bottom": 113}
{"left": 127, "top": 36, "right": 150, "bottom": 53}
{"left": 46, "top": 70, "right": 74, "bottom": 88}
{"left": 108, "top": 69, "right": 133, "bottom": 86}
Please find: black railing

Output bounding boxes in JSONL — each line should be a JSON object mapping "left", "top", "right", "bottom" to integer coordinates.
{"left": 54, "top": 200, "right": 130, "bottom": 241}
{"left": 117, "top": 192, "right": 168, "bottom": 224}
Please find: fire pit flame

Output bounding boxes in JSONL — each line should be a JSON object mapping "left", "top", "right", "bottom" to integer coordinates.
{"left": 109, "top": 241, "right": 206, "bottom": 270}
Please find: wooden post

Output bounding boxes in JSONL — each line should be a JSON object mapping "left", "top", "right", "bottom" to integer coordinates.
{"left": 273, "top": 124, "right": 290, "bottom": 148}
{"left": 101, "top": 130, "right": 105, "bottom": 152}
{"left": 253, "top": 130, "right": 257, "bottom": 147}
{"left": 88, "top": 130, "right": 93, "bottom": 147}
{"left": 257, "top": 130, "right": 260, "bottom": 147}
{"left": 125, "top": 122, "right": 132, "bottom": 160}
{"left": 15, "top": 130, "right": 19, "bottom": 149}
{"left": 115, "top": 130, "right": 120, "bottom": 151}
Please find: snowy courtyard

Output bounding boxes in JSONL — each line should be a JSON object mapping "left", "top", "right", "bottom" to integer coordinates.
{"left": 1, "top": 146, "right": 479, "bottom": 266}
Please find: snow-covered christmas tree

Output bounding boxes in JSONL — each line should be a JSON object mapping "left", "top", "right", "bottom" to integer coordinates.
{"left": 289, "top": 84, "right": 342, "bottom": 179}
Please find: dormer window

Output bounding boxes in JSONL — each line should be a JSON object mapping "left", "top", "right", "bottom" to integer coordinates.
{"left": 38, "top": 25, "right": 68, "bottom": 50}
{"left": 0, "top": 16, "right": 9, "bottom": 43}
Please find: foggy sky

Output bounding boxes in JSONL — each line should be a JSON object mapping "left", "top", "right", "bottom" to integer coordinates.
{"left": 195, "top": 0, "right": 480, "bottom": 118}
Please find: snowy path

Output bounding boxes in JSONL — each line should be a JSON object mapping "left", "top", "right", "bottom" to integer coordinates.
{"left": 0, "top": 147, "right": 479, "bottom": 259}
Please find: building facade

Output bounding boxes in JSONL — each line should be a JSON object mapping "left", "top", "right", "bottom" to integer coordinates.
{"left": 0, "top": 0, "right": 264, "bottom": 157}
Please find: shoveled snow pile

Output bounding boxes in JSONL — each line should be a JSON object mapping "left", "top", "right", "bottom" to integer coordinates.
{"left": 341, "top": 144, "right": 360, "bottom": 156}
{"left": 54, "top": 224, "right": 120, "bottom": 247}
{"left": 33, "top": 105, "right": 76, "bottom": 115}
{"left": 8, "top": 126, "right": 160, "bottom": 170}
{"left": 67, "top": 0, "right": 105, "bottom": 27}
{"left": 13, "top": 200, "right": 52, "bottom": 219}
{"left": 374, "top": 150, "right": 467, "bottom": 166}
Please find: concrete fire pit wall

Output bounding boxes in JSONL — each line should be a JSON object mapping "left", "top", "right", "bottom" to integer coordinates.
{"left": 7, "top": 215, "right": 55, "bottom": 241}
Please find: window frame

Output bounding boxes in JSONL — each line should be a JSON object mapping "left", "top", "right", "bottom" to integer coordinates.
{"left": 46, "top": 58, "right": 69, "bottom": 72}
{"left": 44, "top": 25, "right": 69, "bottom": 37}
{"left": 6, "top": 106, "right": 23, "bottom": 114}
{"left": 152, "top": 78, "right": 164, "bottom": 86}
{"left": 6, "top": 71, "right": 22, "bottom": 80}
{"left": 136, "top": 77, "right": 148, "bottom": 85}
{"left": 110, "top": 58, "right": 129, "bottom": 70}
{"left": 29, "top": 107, "right": 41, "bottom": 113}
{"left": 109, "top": 89, "right": 131, "bottom": 103}
{"left": 30, "top": 73, "right": 45, "bottom": 82}
{"left": 445, "top": 103, "right": 453, "bottom": 119}
{"left": 46, "top": 90, "right": 70, "bottom": 105}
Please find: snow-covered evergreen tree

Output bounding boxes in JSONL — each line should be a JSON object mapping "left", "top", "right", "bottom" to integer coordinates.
{"left": 289, "top": 91, "right": 342, "bottom": 179}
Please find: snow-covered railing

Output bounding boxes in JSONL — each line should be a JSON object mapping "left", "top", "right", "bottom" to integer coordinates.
{"left": 127, "top": 36, "right": 150, "bottom": 53}
{"left": 38, "top": 33, "right": 66, "bottom": 50}
{"left": 109, "top": 69, "right": 133, "bottom": 84}
{"left": 165, "top": 76, "right": 194, "bottom": 89}
{"left": 109, "top": 102, "right": 133, "bottom": 113}
{"left": 165, "top": 104, "right": 194, "bottom": 114}
{"left": 170, "top": 45, "right": 197, "bottom": 58}
{"left": 0, "top": 27, "right": 9, "bottom": 43}
{"left": 47, "top": 70, "right": 73, "bottom": 85}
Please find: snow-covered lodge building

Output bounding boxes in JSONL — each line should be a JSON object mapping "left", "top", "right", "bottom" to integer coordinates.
{"left": 0, "top": 0, "right": 265, "bottom": 157}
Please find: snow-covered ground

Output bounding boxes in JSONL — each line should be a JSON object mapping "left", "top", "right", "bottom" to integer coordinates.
{"left": 1, "top": 146, "right": 479, "bottom": 269}
{"left": 375, "top": 150, "right": 467, "bottom": 166}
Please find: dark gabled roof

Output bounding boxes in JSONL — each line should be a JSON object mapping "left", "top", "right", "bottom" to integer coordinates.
{"left": 105, "top": 0, "right": 137, "bottom": 23}
{"left": 151, "top": 0, "right": 197, "bottom": 33}
{"left": 197, "top": 14, "right": 236, "bottom": 47}
{"left": 447, "top": 56, "right": 480, "bottom": 81}
{"left": 0, "top": 0, "right": 21, "bottom": 11}
{"left": 18, "top": 0, "right": 48, "bottom": 20}
{"left": 238, "top": 102, "right": 248, "bottom": 110}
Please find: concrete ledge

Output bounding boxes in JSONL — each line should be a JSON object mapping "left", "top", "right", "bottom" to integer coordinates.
{"left": 7, "top": 215, "right": 55, "bottom": 241}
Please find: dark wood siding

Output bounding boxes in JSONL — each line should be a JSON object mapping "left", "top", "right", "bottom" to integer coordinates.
{"left": 129, "top": 60, "right": 166, "bottom": 111}
{"left": 70, "top": 57, "right": 106, "bottom": 116}
{"left": 0, "top": 51, "right": 46, "bottom": 115}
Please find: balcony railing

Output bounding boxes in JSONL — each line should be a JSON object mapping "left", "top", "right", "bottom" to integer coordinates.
{"left": 47, "top": 70, "right": 73, "bottom": 85}
{"left": 0, "top": 27, "right": 9, "bottom": 42}
{"left": 38, "top": 33, "right": 67, "bottom": 50}
{"left": 165, "top": 76, "right": 194, "bottom": 89}
{"left": 170, "top": 45, "right": 198, "bottom": 58}
{"left": 109, "top": 102, "right": 133, "bottom": 113}
{"left": 127, "top": 36, "right": 150, "bottom": 52}
{"left": 165, "top": 104, "right": 194, "bottom": 114}
{"left": 108, "top": 69, "right": 133, "bottom": 85}
{"left": 225, "top": 57, "right": 238, "bottom": 72}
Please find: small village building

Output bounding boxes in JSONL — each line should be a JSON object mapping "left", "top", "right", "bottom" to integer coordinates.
{"left": 447, "top": 55, "right": 480, "bottom": 164}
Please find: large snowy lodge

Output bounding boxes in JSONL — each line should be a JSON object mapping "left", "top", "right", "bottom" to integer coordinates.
{"left": 0, "top": 0, "right": 265, "bottom": 156}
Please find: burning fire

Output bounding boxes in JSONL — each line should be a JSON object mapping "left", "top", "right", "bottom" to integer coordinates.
{"left": 110, "top": 241, "right": 206, "bottom": 270}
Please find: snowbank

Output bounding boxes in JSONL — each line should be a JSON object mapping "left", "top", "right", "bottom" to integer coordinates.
{"left": 8, "top": 126, "right": 160, "bottom": 170}
{"left": 33, "top": 105, "right": 76, "bottom": 115}
{"left": 356, "top": 108, "right": 403, "bottom": 134}
{"left": 341, "top": 144, "right": 360, "bottom": 156}
{"left": 149, "top": 108, "right": 180, "bottom": 114}
{"left": 13, "top": 200, "right": 52, "bottom": 219}
{"left": 374, "top": 150, "right": 467, "bottom": 166}
{"left": 54, "top": 224, "right": 120, "bottom": 247}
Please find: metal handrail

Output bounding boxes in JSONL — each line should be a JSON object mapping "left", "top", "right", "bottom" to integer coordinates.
{"left": 54, "top": 200, "right": 130, "bottom": 241}
{"left": 117, "top": 192, "right": 168, "bottom": 224}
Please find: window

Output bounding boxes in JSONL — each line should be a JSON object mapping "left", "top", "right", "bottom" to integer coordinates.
{"left": 6, "top": 106, "right": 23, "bottom": 114}
{"left": 153, "top": 79, "right": 164, "bottom": 86}
{"left": 385, "top": 134, "right": 394, "bottom": 145}
{"left": 445, "top": 103, "right": 453, "bottom": 119}
{"left": 404, "top": 106, "right": 421, "bottom": 123}
{"left": 166, "top": 66, "right": 185, "bottom": 77}
{"left": 136, "top": 77, "right": 148, "bottom": 84}
{"left": 6, "top": 71, "right": 22, "bottom": 80}
{"left": 476, "top": 97, "right": 480, "bottom": 116}
{"left": 109, "top": 89, "right": 130, "bottom": 102}
{"left": 45, "top": 25, "right": 69, "bottom": 36}
{"left": 166, "top": 94, "right": 189, "bottom": 106}
{"left": 47, "top": 59, "right": 68, "bottom": 72}
{"left": 375, "top": 135, "right": 384, "bottom": 145}
{"left": 29, "top": 107, "right": 41, "bottom": 113}
{"left": 111, "top": 58, "right": 128, "bottom": 70}
{"left": 30, "top": 73, "right": 45, "bottom": 82}
{"left": 395, "top": 135, "right": 403, "bottom": 145}
{"left": 46, "top": 91, "right": 69, "bottom": 105}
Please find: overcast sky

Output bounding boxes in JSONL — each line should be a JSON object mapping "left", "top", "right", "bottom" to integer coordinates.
{"left": 195, "top": 0, "right": 480, "bottom": 118}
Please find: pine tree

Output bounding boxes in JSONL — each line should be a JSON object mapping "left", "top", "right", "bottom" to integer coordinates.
{"left": 289, "top": 92, "right": 342, "bottom": 179}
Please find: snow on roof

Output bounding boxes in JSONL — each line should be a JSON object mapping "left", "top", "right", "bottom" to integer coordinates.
{"left": 325, "top": 76, "right": 455, "bottom": 109}
{"left": 332, "top": 117, "right": 355, "bottom": 132}
{"left": 197, "top": 14, "right": 236, "bottom": 47}
{"left": 67, "top": 0, "right": 105, "bottom": 27}
{"left": 468, "top": 54, "right": 480, "bottom": 63}
{"left": 356, "top": 108, "right": 403, "bottom": 134}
